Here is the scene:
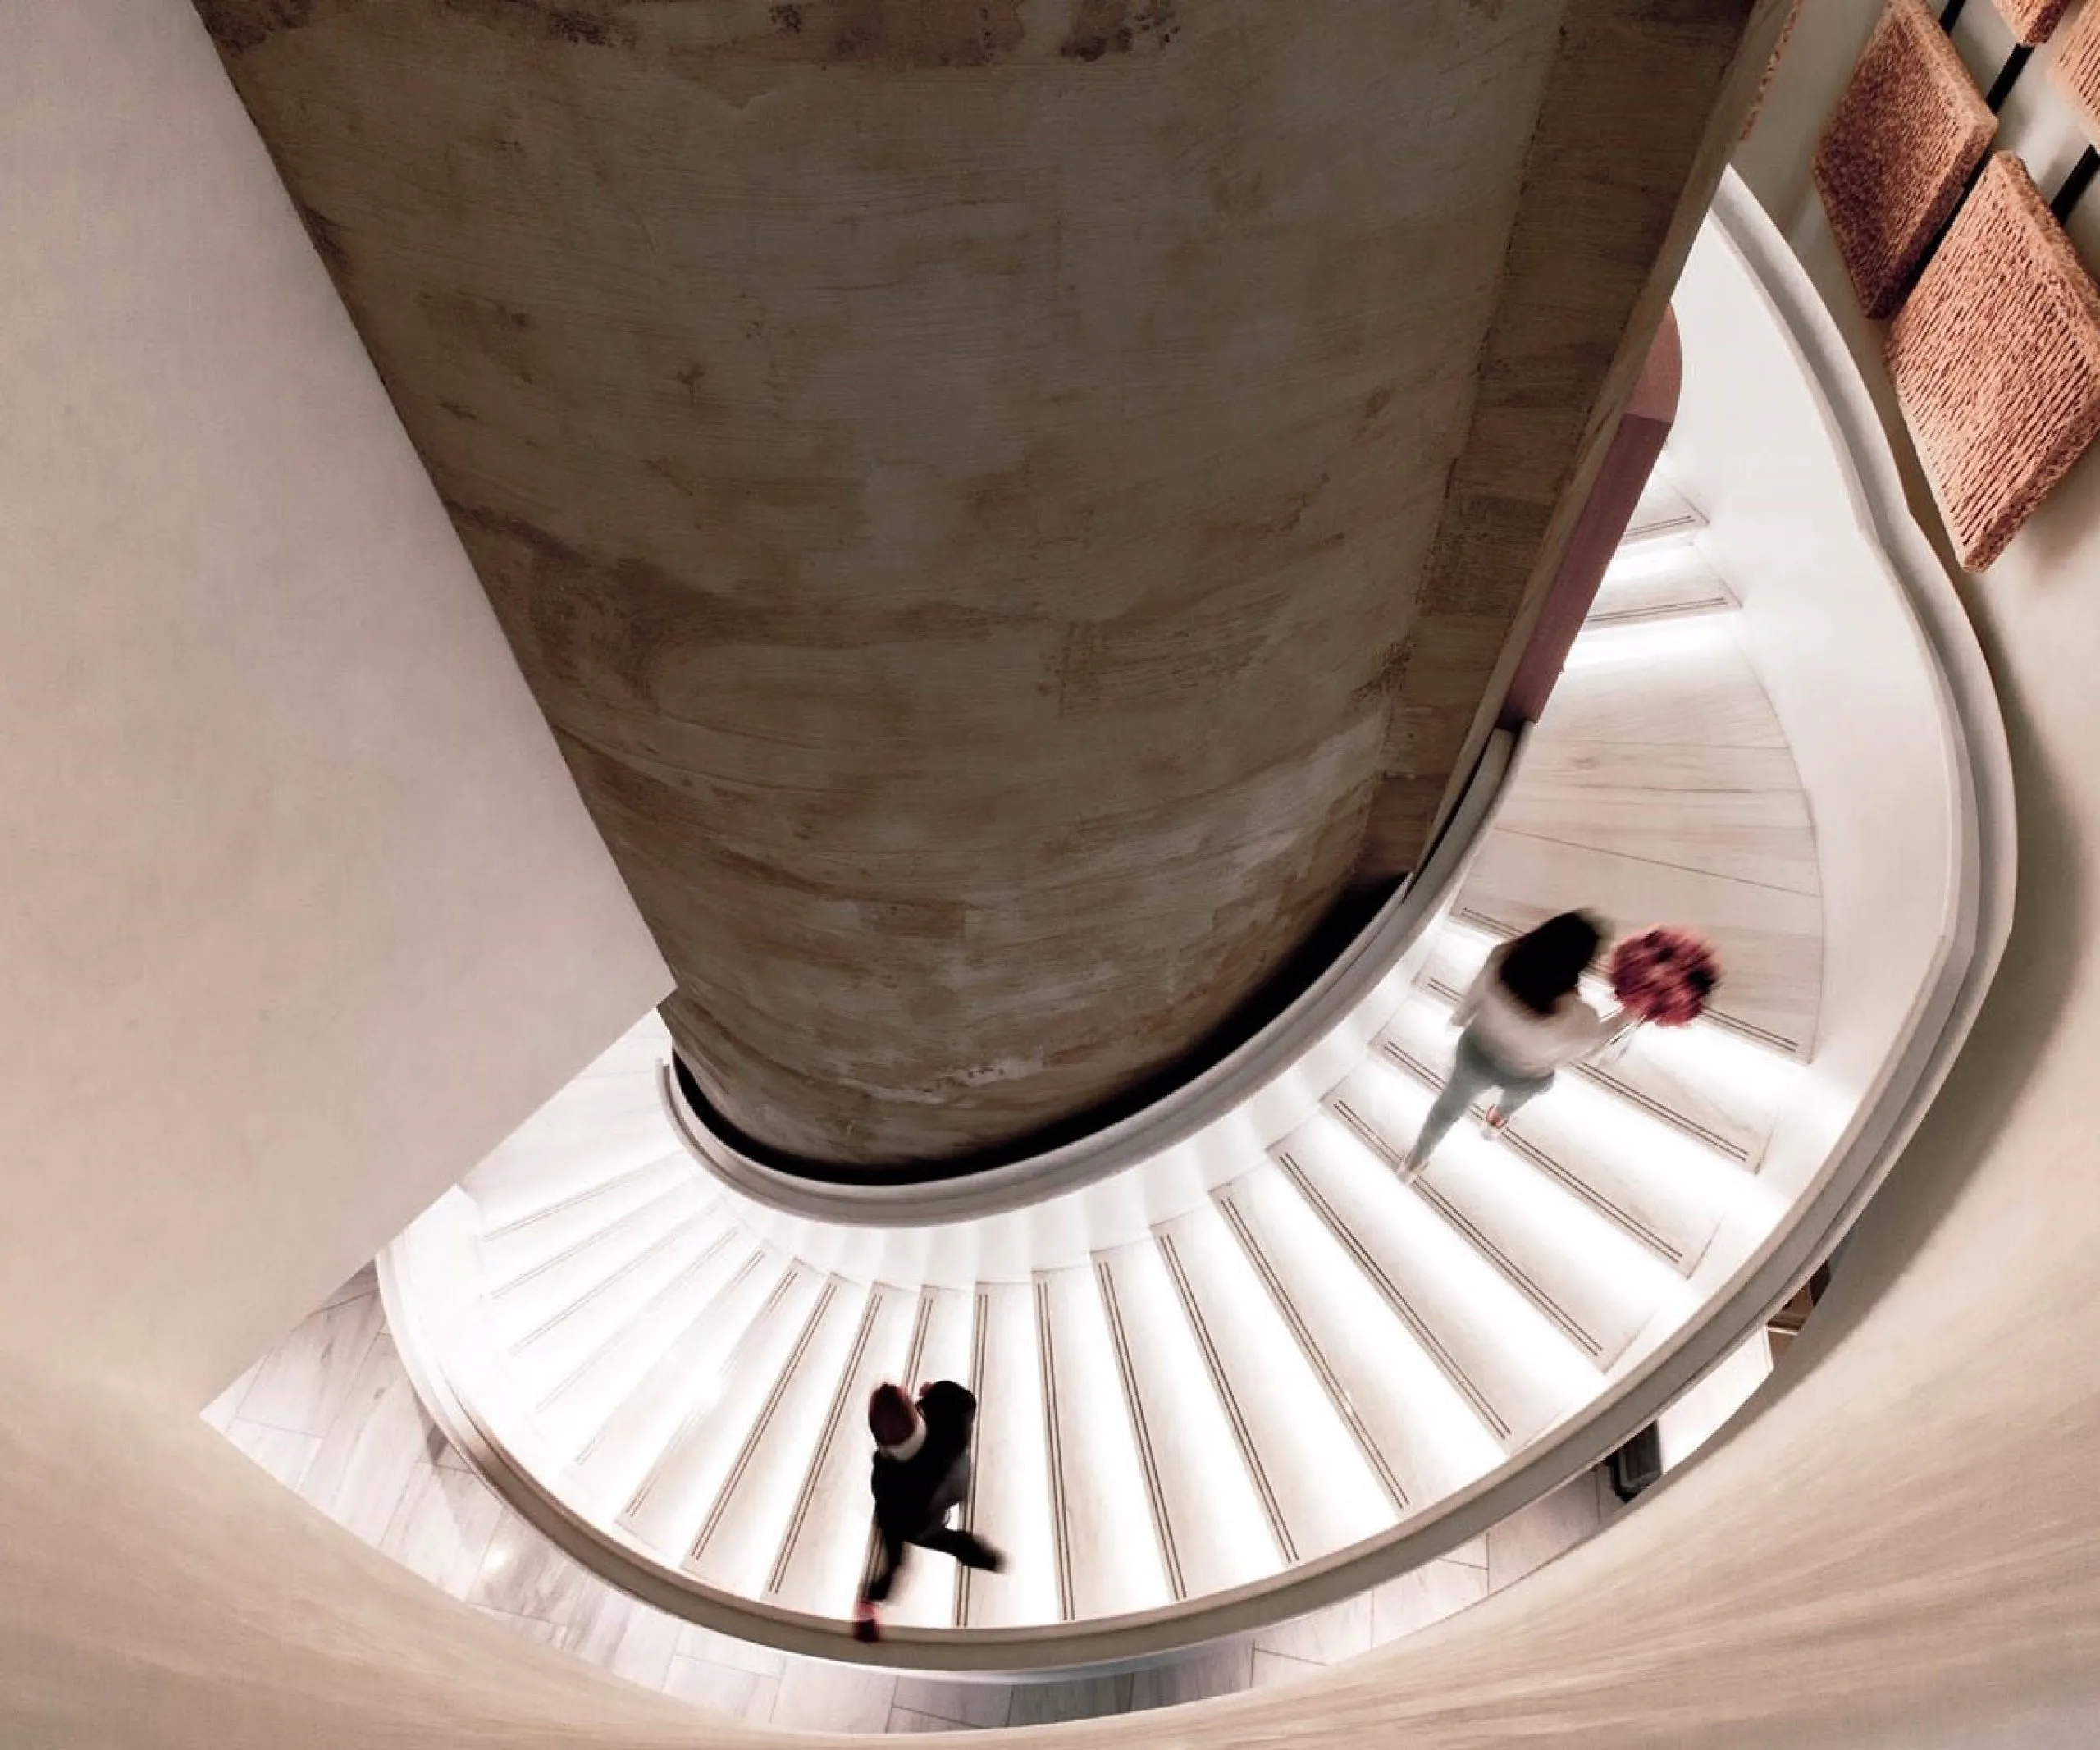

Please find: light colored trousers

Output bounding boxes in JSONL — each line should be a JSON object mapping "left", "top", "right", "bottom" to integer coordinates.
{"left": 1413, "top": 1027, "right": 1554, "bottom": 1163}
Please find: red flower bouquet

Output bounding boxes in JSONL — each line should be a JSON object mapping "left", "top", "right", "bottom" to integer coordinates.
{"left": 1609, "top": 927, "right": 1721, "bottom": 1027}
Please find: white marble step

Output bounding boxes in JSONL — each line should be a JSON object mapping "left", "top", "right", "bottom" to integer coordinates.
{"left": 466, "top": 1126, "right": 680, "bottom": 1252}
{"left": 1217, "top": 1163, "right": 1505, "bottom": 1503}
{"left": 570, "top": 1245, "right": 786, "bottom": 1509}
{"left": 1155, "top": 1201, "right": 1396, "bottom": 1560}
{"left": 1588, "top": 541, "right": 1736, "bottom": 628}
{"left": 483, "top": 1172, "right": 708, "bottom": 1340}
{"left": 1624, "top": 468, "right": 1701, "bottom": 546}
{"left": 1415, "top": 923, "right": 1780, "bottom": 1165}
{"left": 965, "top": 1282, "right": 1058, "bottom": 1627}
{"left": 464, "top": 1079, "right": 678, "bottom": 1227}
{"left": 1037, "top": 1264, "right": 1171, "bottom": 1620}
{"left": 1380, "top": 989, "right": 1742, "bottom": 1277}
{"left": 1331, "top": 1060, "right": 1678, "bottom": 1371}
{"left": 687, "top": 1277, "right": 877, "bottom": 1596}
{"left": 536, "top": 1215, "right": 751, "bottom": 1451}
{"left": 765, "top": 1286, "right": 923, "bottom": 1616}
{"left": 1277, "top": 1117, "right": 1596, "bottom": 1448}
{"left": 619, "top": 1265, "right": 826, "bottom": 1553}
{"left": 882, "top": 1286, "right": 982, "bottom": 1630}
{"left": 1096, "top": 1241, "right": 1282, "bottom": 1599}
{"left": 504, "top": 1202, "right": 730, "bottom": 1400}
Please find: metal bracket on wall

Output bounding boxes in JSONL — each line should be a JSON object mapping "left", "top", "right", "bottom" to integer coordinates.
{"left": 1985, "top": 45, "right": 2034, "bottom": 110}
{"left": 1935, "top": 2, "right": 2033, "bottom": 112}
{"left": 2055, "top": 145, "right": 2100, "bottom": 220}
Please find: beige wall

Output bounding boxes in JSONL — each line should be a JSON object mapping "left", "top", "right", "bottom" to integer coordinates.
{"left": 1732, "top": 0, "right": 1880, "bottom": 235}
{"left": 0, "top": 0, "right": 669, "bottom": 1406}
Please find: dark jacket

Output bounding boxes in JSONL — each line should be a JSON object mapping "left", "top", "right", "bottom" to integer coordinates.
{"left": 861, "top": 1380, "right": 979, "bottom": 1604}
{"left": 870, "top": 1379, "right": 976, "bottom": 1538}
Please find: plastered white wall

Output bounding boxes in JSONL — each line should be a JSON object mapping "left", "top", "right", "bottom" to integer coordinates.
{"left": 0, "top": 0, "right": 669, "bottom": 1405}
{"left": 1669, "top": 197, "right": 1966, "bottom": 1251}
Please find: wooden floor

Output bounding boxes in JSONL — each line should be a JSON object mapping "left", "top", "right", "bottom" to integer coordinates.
{"left": 202, "top": 1265, "right": 1628, "bottom": 1733}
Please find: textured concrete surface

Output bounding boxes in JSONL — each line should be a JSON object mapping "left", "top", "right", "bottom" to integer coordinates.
{"left": 194, "top": 1, "right": 1768, "bottom": 1164}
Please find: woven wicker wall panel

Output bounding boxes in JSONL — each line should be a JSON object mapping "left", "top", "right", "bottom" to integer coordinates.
{"left": 1886, "top": 154, "right": 2100, "bottom": 569}
{"left": 2051, "top": 0, "right": 2100, "bottom": 139}
{"left": 1815, "top": 0, "right": 1995, "bottom": 318}
{"left": 1993, "top": 0, "right": 2074, "bottom": 47}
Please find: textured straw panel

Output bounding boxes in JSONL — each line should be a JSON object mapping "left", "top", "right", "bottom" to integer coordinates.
{"left": 1887, "top": 154, "right": 2100, "bottom": 570}
{"left": 2051, "top": 0, "right": 2100, "bottom": 139}
{"left": 1814, "top": 0, "right": 1995, "bottom": 318}
{"left": 1993, "top": 0, "right": 2073, "bottom": 46}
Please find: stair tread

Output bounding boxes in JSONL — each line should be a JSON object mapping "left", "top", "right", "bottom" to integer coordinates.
{"left": 1589, "top": 543, "right": 1735, "bottom": 626}
{"left": 1459, "top": 838, "right": 1821, "bottom": 1058}
{"left": 1037, "top": 1265, "right": 1171, "bottom": 1620}
{"left": 504, "top": 1204, "right": 728, "bottom": 1396}
{"left": 687, "top": 1277, "right": 875, "bottom": 1596}
{"left": 1097, "top": 1241, "right": 1283, "bottom": 1598}
{"left": 765, "top": 1285, "right": 924, "bottom": 1616}
{"left": 1383, "top": 990, "right": 1746, "bottom": 1274}
{"left": 485, "top": 1172, "right": 708, "bottom": 1337}
{"left": 1626, "top": 468, "right": 1701, "bottom": 541}
{"left": 1333, "top": 1062, "right": 1677, "bottom": 1369}
{"left": 963, "top": 1282, "right": 1058, "bottom": 1627}
{"left": 570, "top": 1245, "right": 783, "bottom": 1506}
{"left": 619, "top": 1266, "right": 825, "bottom": 1553}
{"left": 1219, "top": 1164, "right": 1505, "bottom": 1502}
{"left": 535, "top": 1213, "right": 751, "bottom": 1453}
{"left": 1418, "top": 925, "right": 1783, "bottom": 1164}
{"left": 469, "top": 1117, "right": 686, "bottom": 1237}
{"left": 1157, "top": 1202, "right": 1397, "bottom": 1560}
{"left": 1277, "top": 1118, "right": 1596, "bottom": 1448}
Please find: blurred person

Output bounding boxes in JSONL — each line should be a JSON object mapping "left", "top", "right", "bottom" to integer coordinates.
{"left": 1402, "top": 910, "right": 1631, "bottom": 1176}
{"left": 854, "top": 1379, "right": 1002, "bottom": 1641}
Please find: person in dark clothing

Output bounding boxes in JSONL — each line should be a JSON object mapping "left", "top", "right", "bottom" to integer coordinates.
{"left": 853, "top": 1379, "right": 1003, "bottom": 1641}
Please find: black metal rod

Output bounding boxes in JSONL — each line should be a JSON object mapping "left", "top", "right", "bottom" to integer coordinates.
{"left": 1985, "top": 43, "right": 2033, "bottom": 111}
{"left": 1940, "top": 0, "right": 1967, "bottom": 28}
{"left": 2055, "top": 145, "right": 2100, "bottom": 222}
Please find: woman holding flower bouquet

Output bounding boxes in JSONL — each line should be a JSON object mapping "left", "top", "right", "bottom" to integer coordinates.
{"left": 1400, "top": 912, "right": 1720, "bottom": 1178}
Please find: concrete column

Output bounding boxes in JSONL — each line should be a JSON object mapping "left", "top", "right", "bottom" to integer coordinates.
{"left": 194, "top": 0, "right": 1778, "bottom": 1166}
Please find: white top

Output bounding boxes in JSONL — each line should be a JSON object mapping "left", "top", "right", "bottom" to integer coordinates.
{"left": 1455, "top": 945, "right": 1624, "bottom": 1079}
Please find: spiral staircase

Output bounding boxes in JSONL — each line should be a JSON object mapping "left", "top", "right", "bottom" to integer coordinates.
{"left": 381, "top": 434, "right": 1840, "bottom": 1666}
{"left": 3, "top": 0, "right": 2058, "bottom": 1732}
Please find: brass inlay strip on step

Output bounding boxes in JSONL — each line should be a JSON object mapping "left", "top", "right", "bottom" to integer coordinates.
{"left": 620, "top": 1263, "right": 797, "bottom": 1521}
{"left": 1034, "top": 1276, "right": 1075, "bottom": 1623}
{"left": 1331, "top": 1098, "right": 1605, "bottom": 1361}
{"left": 1271, "top": 1147, "right": 1512, "bottom": 1446}
{"left": 768, "top": 1286, "right": 883, "bottom": 1598}
{"left": 689, "top": 1277, "right": 842, "bottom": 1569}
{"left": 1215, "top": 1190, "right": 1409, "bottom": 1515}
{"left": 1157, "top": 1229, "right": 1298, "bottom": 1565}
{"left": 1095, "top": 1256, "right": 1183, "bottom": 1602}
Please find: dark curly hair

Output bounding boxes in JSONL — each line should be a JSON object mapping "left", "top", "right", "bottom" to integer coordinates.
{"left": 1496, "top": 911, "right": 1602, "bottom": 1016}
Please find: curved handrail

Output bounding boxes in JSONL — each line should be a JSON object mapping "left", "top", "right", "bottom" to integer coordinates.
{"left": 379, "top": 168, "right": 2016, "bottom": 1676}
{"left": 668, "top": 727, "right": 1520, "bottom": 1227}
